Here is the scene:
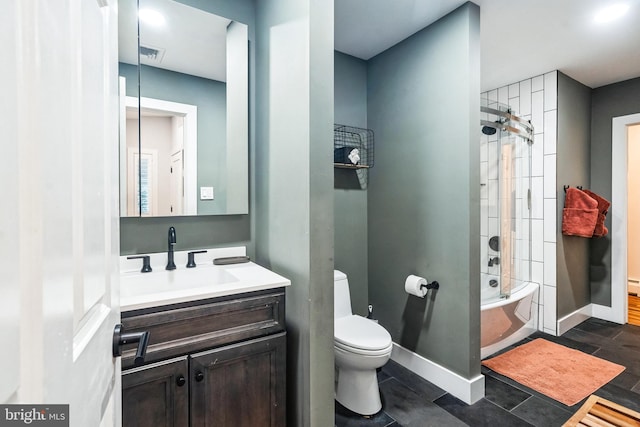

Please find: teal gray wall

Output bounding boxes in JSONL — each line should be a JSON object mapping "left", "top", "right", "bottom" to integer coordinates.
{"left": 556, "top": 72, "right": 592, "bottom": 317}
{"left": 590, "top": 77, "right": 640, "bottom": 305}
{"left": 367, "top": 2, "right": 481, "bottom": 379}
{"left": 334, "top": 51, "right": 369, "bottom": 316}
{"left": 254, "top": 1, "right": 335, "bottom": 425}
{"left": 119, "top": 0, "right": 254, "bottom": 255}
{"left": 119, "top": 63, "right": 230, "bottom": 215}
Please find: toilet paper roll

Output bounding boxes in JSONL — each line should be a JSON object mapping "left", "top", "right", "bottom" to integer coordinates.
{"left": 405, "top": 275, "right": 427, "bottom": 298}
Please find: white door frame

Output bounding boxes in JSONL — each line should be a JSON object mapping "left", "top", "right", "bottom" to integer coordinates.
{"left": 603, "top": 112, "right": 640, "bottom": 323}
{"left": 124, "top": 96, "right": 198, "bottom": 215}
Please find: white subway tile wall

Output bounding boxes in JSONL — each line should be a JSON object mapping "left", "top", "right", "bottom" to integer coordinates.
{"left": 481, "top": 71, "right": 558, "bottom": 335}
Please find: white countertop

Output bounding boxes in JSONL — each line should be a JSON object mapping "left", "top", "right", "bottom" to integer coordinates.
{"left": 120, "top": 247, "right": 291, "bottom": 311}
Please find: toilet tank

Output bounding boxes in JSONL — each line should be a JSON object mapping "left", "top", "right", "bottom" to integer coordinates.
{"left": 334, "top": 270, "right": 353, "bottom": 319}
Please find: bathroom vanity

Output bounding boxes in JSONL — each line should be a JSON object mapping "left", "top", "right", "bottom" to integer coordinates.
{"left": 119, "top": 249, "right": 289, "bottom": 427}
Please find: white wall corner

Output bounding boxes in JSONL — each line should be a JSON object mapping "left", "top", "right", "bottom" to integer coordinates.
{"left": 557, "top": 304, "right": 592, "bottom": 335}
{"left": 391, "top": 343, "right": 485, "bottom": 404}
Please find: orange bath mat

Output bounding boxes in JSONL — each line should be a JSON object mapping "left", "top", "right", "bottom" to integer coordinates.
{"left": 482, "top": 338, "right": 625, "bottom": 406}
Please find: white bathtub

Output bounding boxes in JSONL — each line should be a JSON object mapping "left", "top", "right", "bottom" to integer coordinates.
{"left": 480, "top": 281, "right": 539, "bottom": 359}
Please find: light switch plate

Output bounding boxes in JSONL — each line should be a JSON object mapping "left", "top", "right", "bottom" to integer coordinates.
{"left": 200, "top": 186, "right": 214, "bottom": 200}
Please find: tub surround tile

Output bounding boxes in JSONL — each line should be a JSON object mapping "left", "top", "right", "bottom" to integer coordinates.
{"left": 509, "top": 83, "right": 520, "bottom": 99}
{"left": 543, "top": 72, "right": 558, "bottom": 111}
{"left": 543, "top": 199, "right": 557, "bottom": 243}
{"left": 499, "top": 86, "right": 509, "bottom": 105}
{"left": 543, "top": 243, "right": 557, "bottom": 286}
{"left": 531, "top": 91, "right": 544, "bottom": 133}
{"left": 543, "top": 111, "right": 557, "bottom": 155}
{"left": 531, "top": 220, "right": 544, "bottom": 262}
{"left": 543, "top": 285, "right": 556, "bottom": 332}
{"left": 531, "top": 134, "right": 544, "bottom": 176}
{"left": 532, "top": 75, "right": 544, "bottom": 92}
{"left": 482, "top": 72, "right": 556, "bottom": 337}
{"left": 509, "top": 96, "right": 520, "bottom": 115}
{"left": 543, "top": 155, "right": 556, "bottom": 199}
{"left": 531, "top": 261, "right": 543, "bottom": 285}
{"left": 530, "top": 178, "right": 544, "bottom": 219}
{"left": 519, "top": 79, "right": 532, "bottom": 116}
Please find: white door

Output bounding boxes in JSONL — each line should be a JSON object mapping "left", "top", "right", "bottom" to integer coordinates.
{"left": 1, "top": 1, "right": 121, "bottom": 426}
{"left": 170, "top": 151, "right": 184, "bottom": 215}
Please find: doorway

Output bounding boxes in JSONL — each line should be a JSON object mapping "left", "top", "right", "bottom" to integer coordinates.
{"left": 626, "top": 124, "right": 640, "bottom": 325}
{"left": 611, "top": 113, "right": 640, "bottom": 325}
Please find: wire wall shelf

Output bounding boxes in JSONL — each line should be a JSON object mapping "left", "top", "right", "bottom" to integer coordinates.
{"left": 333, "top": 124, "right": 374, "bottom": 169}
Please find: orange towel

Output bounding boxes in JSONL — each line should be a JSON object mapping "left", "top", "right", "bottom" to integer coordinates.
{"left": 562, "top": 188, "right": 598, "bottom": 237}
{"left": 582, "top": 189, "right": 611, "bottom": 237}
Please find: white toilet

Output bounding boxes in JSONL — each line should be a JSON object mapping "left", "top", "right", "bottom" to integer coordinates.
{"left": 334, "top": 270, "right": 393, "bottom": 416}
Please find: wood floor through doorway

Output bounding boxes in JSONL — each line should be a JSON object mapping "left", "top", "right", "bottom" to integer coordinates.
{"left": 628, "top": 294, "right": 640, "bottom": 326}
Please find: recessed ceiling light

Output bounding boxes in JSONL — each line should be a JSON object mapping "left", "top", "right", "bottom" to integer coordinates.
{"left": 594, "top": 3, "right": 630, "bottom": 23}
{"left": 139, "top": 8, "right": 165, "bottom": 26}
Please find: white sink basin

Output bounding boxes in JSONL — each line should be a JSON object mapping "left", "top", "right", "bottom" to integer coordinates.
{"left": 121, "top": 265, "right": 240, "bottom": 299}
{"left": 119, "top": 248, "right": 290, "bottom": 311}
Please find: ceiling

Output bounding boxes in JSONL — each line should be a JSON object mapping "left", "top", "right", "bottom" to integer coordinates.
{"left": 335, "top": 0, "right": 640, "bottom": 92}
{"left": 119, "top": 0, "right": 229, "bottom": 82}
{"left": 119, "top": 0, "right": 640, "bottom": 92}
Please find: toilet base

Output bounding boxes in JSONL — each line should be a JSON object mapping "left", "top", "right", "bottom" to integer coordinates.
{"left": 335, "top": 367, "right": 382, "bottom": 416}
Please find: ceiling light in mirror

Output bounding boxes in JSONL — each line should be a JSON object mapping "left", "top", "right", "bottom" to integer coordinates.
{"left": 139, "top": 8, "right": 166, "bottom": 26}
{"left": 594, "top": 3, "right": 629, "bottom": 23}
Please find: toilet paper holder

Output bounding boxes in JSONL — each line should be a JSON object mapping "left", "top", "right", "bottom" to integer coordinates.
{"left": 420, "top": 280, "right": 440, "bottom": 291}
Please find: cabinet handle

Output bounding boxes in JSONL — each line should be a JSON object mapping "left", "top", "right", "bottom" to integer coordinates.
{"left": 195, "top": 372, "right": 204, "bottom": 382}
{"left": 176, "top": 375, "right": 186, "bottom": 387}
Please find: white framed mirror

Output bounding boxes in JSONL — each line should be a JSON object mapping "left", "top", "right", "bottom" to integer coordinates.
{"left": 118, "top": 0, "right": 249, "bottom": 217}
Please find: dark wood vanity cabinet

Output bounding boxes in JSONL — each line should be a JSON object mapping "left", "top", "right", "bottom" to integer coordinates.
{"left": 122, "top": 357, "right": 189, "bottom": 427}
{"left": 190, "top": 333, "right": 286, "bottom": 426}
{"left": 120, "top": 288, "right": 286, "bottom": 427}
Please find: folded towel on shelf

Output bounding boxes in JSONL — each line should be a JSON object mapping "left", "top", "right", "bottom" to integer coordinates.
{"left": 562, "top": 187, "right": 598, "bottom": 237}
{"left": 582, "top": 189, "right": 611, "bottom": 237}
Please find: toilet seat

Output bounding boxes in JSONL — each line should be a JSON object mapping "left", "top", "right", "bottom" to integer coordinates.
{"left": 335, "top": 315, "right": 392, "bottom": 355}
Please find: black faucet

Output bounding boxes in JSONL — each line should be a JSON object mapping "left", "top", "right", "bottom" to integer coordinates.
{"left": 488, "top": 256, "right": 500, "bottom": 267}
{"left": 166, "top": 226, "right": 177, "bottom": 270}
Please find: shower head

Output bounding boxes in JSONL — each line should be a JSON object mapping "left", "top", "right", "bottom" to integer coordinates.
{"left": 482, "top": 125, "right": 497, "bottom": 135}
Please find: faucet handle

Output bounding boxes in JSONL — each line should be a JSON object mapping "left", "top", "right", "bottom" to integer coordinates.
{"left": 186, "top": 250, "right": 207, "bottom": 268}
{"left": 127, "top": 255, "right": 152, "bottom": 273}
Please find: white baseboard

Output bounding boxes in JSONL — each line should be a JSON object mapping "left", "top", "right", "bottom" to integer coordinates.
{"left": 557, "top": 304, "right": 592, "bottom": 335}
{"left": 390, "top": 343, "right": 485, "bottom": 404}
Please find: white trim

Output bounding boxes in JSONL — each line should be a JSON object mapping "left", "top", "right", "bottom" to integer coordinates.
{"left": 391, "top": 343, "right": 485, "bottom": 404}
{"left": 125, "top": 96, "right": 198, "bottom": 215}
{"left": 557, "top": 304, "right": 591, "bottom": 335}
{"left": 609, "top": 113, "right": 640, "bottom": 324}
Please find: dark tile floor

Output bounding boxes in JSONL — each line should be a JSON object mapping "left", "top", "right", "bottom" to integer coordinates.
{"left": 335, "top": 318, "right": 640, "bottom": 427}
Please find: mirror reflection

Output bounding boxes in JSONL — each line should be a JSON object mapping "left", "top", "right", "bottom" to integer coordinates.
{"left": 118, "top": 0, "right": 249, "bottom": 217}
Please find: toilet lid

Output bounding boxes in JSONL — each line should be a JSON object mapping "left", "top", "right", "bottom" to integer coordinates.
{"left": 335, "top": 315, "right": 392, "bottom": 351}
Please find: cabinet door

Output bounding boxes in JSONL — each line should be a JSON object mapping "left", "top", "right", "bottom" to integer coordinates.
{"left": 191, "top": 333, "right": 286, "bottom": 427}
{"left": 122, "top": 357, "right": 189, "bottom": 427}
